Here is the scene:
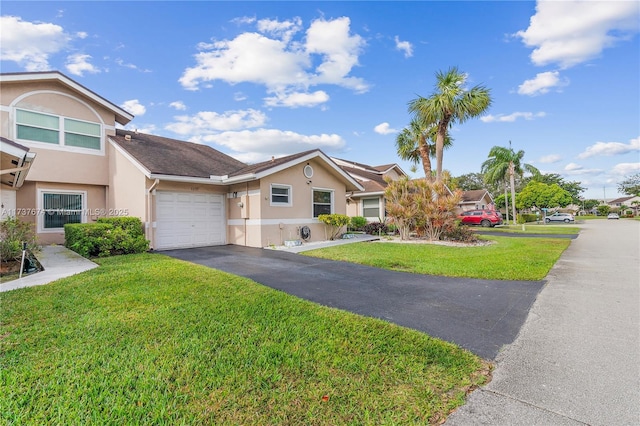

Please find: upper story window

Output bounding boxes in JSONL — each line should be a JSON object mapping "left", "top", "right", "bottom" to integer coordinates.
{"left": 270, "top": 184, "right": 292, "bottom": 206}
{"left": 313, "top": 189, "right": 333, "bottom": 218}
{"left": 16, "top": 109, "right": 102, "bottom": 151}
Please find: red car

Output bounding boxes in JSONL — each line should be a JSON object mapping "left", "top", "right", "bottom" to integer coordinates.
{"left": 458, "top": 209, "right": 503, "bottom": 227}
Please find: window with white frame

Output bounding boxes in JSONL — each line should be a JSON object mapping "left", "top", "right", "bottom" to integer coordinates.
{"left": 362, "top": 197, "right": 380, "bottom": 218}
{"left": 40, "top": 191, "right": 85, "bottom": 230}
{"left": 16, "top": 109, "right": 101, "bottom": 151}
{"left": 270, "top": 184, "right": 292, "bottom": 206}
{"left": 313, "top": 189, "right": 333, "bottom": 217}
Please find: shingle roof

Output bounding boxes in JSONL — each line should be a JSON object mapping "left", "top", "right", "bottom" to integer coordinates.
{"left": 339, "top": 165, "right": 388, "bottom": 193}
{"left": 460, "top": 189, "right": 491, "bottom": 203}
{"left": 110, "top": 129, "right": 247, "bottom": 178}
{"left": 228, "top": 150, "right": 318, "bottom": 177}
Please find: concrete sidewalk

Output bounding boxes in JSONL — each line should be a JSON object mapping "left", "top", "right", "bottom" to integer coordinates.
{"left": 0, "top": 245, "right": 98, "bottom": 292}
{"left": 446, "top": 220, "right": 640, "bottom": 425}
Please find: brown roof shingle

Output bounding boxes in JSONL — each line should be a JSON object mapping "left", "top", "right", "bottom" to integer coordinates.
{"left": 111, "top": 129, "right": 247, "bottom": 178}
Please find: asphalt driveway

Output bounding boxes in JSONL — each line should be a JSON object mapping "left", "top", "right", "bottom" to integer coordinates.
{"left": 161, "top": 244, "right": 544, "bottom": 359}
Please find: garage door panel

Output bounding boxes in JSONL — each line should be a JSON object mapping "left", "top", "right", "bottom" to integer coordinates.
{"left": 155, "top": 192, "right": 225, "bottom": 250}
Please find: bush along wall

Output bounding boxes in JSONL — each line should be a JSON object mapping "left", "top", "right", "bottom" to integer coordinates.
{"left": 64, "top": 217, "right": 149, "bottom": 258}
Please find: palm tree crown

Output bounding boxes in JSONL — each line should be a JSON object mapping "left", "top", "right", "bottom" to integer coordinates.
{"left": 482, "top": 143, "right": 540, "bottom": 224}
{"left": 395, "top": 118, "right": 452, "bottom": 181}
{"left": 408, "top": 67, "right": 492, "bottom": 182}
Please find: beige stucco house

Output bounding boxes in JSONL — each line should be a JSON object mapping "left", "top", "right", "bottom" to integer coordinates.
{"left": 458, "top": 189, "right": 495, "bottom": 213}
{"left": 332, "top": 157, "right": 407, "bottom": 222}
{"left": 1, "top": 71, "right": 363, "bottom": 249}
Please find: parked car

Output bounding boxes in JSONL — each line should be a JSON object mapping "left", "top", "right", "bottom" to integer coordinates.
{"left": 545, "top": 212, "right": 575, "bottom": 223}
{"left": 607, "top": 213, "right": 620, "bottom": 220}
{"left": 458, "top": 209, "right": 503, "bottom": 227}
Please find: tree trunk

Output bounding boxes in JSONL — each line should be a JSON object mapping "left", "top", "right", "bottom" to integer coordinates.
{"left": 509, "top": 162, "right": 517, "bottom": 225}
{"left": 418, "top": 133, "right": 433, "bottom": 182}
{"left": 435, "top": 120, "right": 448, "bottom": 182}
{"left": 504, "top": 183, "right": 509, "bottom": 223}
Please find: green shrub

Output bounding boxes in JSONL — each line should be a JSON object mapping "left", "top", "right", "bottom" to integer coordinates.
{"left": 97, "top": 216, "right": 144, "bottom": 237}
{"left": 517, "top": 213, "right": 538, "bottom": 224}
{"left": 349, "top": 216, "right": 367, "bottom": 231}
{"left": 0, "top": 217, "right": 38, "bottom": 262}
{"left": 317, "top": 214, "right": 350, "bottom": 240}
{"left": 65, "top": 217, "right": 149, "bottom": 258}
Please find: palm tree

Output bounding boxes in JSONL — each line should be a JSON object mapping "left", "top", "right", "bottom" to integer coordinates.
{"left": 482, "top": 142, "right": 540, "bottom": 225}
{"left": 408, "top": 67, "right": 492, "bottom": 182}
{"left": 395, "top": 118, "right": 452, "bottom": 181}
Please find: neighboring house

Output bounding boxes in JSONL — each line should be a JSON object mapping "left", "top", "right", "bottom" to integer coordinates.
{"left": 607, "top": 196, "right": 640, "bottom": 214}
{"left": 332, "top": 157, "right": 407, "bottom": 222}
{"left": 458, "top": 189, "right": 494, "bottom": 212}
{"left": 1, "top": 71, "right": 363, "bottom": 249}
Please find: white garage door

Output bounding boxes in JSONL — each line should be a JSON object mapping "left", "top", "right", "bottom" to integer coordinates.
{"left": 155, "top": 191, "right": 225, "bottom": 250}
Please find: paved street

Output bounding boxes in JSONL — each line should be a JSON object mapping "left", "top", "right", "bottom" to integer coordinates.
{"left": 446, "top": 219, "right": 640, "bottom": 425}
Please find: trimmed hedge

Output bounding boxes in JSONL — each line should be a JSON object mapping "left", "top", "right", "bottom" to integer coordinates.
{"left": 65, "top": 217, "right": 149, "bottom": 258}
{"left": 517, "top": 213, "right": 539, "bottom": 224}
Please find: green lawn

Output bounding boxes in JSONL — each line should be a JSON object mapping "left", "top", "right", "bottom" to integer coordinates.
{"left": 483, "top": 224, "right": 580, "bottom": 234}
{"left": 303, "top": 236, "right": 571, "bottom": 280}
{"left": 1, "top": 253, "right": 490, "bottom": 425}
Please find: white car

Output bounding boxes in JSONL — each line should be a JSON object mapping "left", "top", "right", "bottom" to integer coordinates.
{"left": 545, "top": 212, "right": 575, "bottom": 223}
{"left": 607, "top": 213, "right": 620, "bottom": 220}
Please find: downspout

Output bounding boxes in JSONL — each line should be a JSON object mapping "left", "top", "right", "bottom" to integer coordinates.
{"left": 147, "top": 178, "right": 160, "bottom": 249}
{"left": 244, "top": 181, "right": 248, "bottom": 247}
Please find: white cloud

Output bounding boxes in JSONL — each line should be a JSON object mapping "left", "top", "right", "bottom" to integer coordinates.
{"left": 256, "top": 17, "right": 302, "bottom": 43}
{"left": 198, "top": 128, "right": 346, "bottom": 163}
{"left": 169, "top": 101, "right": 187, "bottom": 111}
{"left": 264, "top": 90, "right": 329, "bottom": 108}
{"left": 120, "top": 99, "right": 146, "bottom": 116}
{"left": 517, "top": 71, "right": 568, "bottom": 96}
{"left": 394, "top": 36, "right": 413, "bottom": 58}
{"left": 516, "top": 0, "right": 639, "bottom": 68}
{"left": 563, "top": 163, "right": 603, "bottom": 175}
{"left": 374, "top": 122, "right": 398, "bottom": 135}
{"left": 611, "top": 162, "right": 640, "bottom": 176}
{"left": 480, "top": 111, "right": 546, "bottom": 123}
{"left": 0, "top": 15, "right": 70, "bottom": 71}
{"left": 65, "top": 53, "right": 100, "bottom": 76}
{"left": 539, "top": 154, "right": 562, "bottom": 164}
{"left": 115, "top": 58, "right": 151, "bottom": 72}
{"left": 179, "top": 16, "right": 368, "bottom": 102}
{"left": 578, "top": 136, "right": 640, "bottom": 159}
{"left": 165, "top": 109, "right": 267, "bottom": 135}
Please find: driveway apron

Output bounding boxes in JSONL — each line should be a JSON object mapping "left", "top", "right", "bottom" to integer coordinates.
{"left": 161, "top": 244, "right": 544, "bottom": 360}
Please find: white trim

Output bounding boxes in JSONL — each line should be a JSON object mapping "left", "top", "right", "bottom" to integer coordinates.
{"left": 108, "top": 138, "right": 152, "bottom": 177}
{"left": 36, "top": 189, "right": 87, "bottom": 233}
{"left": 228, "top": 218, "right": 319, "bottom": 226}
{"left": 312, "top": 187, "right": 334, "bottom": 218}
{"left": 13, "top": 102, "right": 106, "bottom": 156}
{"left": 252, "top": 151, "right": 363, "bottom": 191}
{"left": 270, "top": 183, "right": 292, "bottom": 207}
{"left": 227, "top": 189, "right": 260, "bottom": 198}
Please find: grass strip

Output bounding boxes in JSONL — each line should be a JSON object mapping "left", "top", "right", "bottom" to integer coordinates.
{"left": 1, "top": 253, "right": 490, "bottom": 425}
{"left": 303, "top": 236, "right": 570, "bottom": 280}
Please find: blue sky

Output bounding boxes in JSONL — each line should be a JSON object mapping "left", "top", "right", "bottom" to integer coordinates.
{"left": 2, "top": 1, "right": 638, "bottom": 200}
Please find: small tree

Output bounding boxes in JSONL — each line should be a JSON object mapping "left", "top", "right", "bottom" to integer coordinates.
{"left": 317, "top": 214, "right": 350, "bottom": 240}
{"left": 384, "top": 176, "right": 418, "bottom": 240}
{"left": 596, "top": 205, "right": 611, "bottom": 216}
{"left": 414, "top": 180, "right": 462, "bottom": 241}
{"left": 0, "top": 217, "right": 38, "bottom": 262}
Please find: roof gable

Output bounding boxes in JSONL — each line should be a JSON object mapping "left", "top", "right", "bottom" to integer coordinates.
{"left": 1, "top": 71, "right": 133, "bottom": 125}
